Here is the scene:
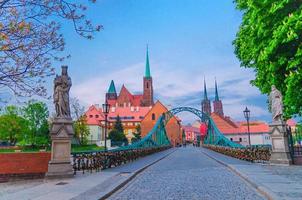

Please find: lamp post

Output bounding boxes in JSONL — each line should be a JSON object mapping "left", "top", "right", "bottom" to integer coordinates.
{"left": 102, "top": 101, "right": 110, "bottom": 151}
{"left": 243, "top": 107, "right": 251, "bottom": 147}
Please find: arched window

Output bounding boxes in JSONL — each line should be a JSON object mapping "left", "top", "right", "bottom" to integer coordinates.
{"left": 152, "top": 113, "right": 155, "bottom": 120}
{"left": 230, "top": 138, "right": 233, "bottom": 141}
{"left": 146, "top": 82, "right": 149, "bottom": 89}
{"left": 239, "top": 138, "right": 242, "bottom": 142}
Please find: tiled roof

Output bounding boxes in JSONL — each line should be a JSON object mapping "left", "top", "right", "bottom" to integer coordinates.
{"left": 211, "top": 113, "right": 269, "bottom": 135}
{"left": 85, "top": 105, "right": 151, "bottom": 125}
{"left": 108, "top": 106, "right": 151, "bottom": 122}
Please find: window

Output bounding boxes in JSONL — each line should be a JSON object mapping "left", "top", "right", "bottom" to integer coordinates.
{"left": 146, "top": 82, "right": 149, "bottom": 88}
{"left": 95, "top": 115, "right": 99, "bottom": 118}
{"left": 239, "top": 138, "right": 242, "bottom": 142}
{"left": 152, "top": 113, "right": 156, "bottom": 120}
{"left": 230, "top": 138, "right": 233, "bottom": 141}
{"left": 89, "top": 115, "right": 93, "bottom": 118}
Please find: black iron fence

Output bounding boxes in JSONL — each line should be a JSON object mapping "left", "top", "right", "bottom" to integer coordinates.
{"left": 71, "top": 145, "right": 171, "bottom": 174}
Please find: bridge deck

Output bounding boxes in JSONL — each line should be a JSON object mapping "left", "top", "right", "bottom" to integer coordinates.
{"left": 109, "top": 146, "right": 264, "bottom": 200}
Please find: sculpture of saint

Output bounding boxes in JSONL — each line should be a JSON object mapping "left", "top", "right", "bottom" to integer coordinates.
{"left": 54, "top": 66, "right": 72, "bottom": 118}
{"left": 269, "top": 85, "right": 283, "bottom": 123}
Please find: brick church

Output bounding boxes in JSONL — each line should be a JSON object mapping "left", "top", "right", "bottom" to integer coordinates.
{"left": 105, "top": 46, "right": 154, "bottom": 107}
{"left": 201, "top": 79, "right": 271, "bottom": 146}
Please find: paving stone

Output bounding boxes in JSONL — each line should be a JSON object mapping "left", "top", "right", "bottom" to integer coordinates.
{"left": 109, "top": 147, "right": 265, "bottom": 200}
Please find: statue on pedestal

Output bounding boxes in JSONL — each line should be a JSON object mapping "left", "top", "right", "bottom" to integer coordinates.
{"left": 269, "top": 85, "right": 283, "bottom": 123}
{"left": 47, "top": 65, "right": 74, "bottom": 178}
{"left": 268, "top": 85, "right": 292, "bottom": 165}
{"left": 54, "top": 66, "right": 72, "bottom": 118}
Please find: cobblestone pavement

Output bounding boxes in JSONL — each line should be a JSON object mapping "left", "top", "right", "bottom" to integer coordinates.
{"left": 108, "top": 146, "right": 265, "bottom": 200}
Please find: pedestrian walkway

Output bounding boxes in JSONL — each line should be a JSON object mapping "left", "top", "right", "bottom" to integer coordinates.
{"left": 109, "top": 146, "right": 265, "bottom": 200}
{"left": 201, "top": 147, "right": 302, "bottom": 200}
{"left": 0, "top": 148, "right": 175, "bottom": 200}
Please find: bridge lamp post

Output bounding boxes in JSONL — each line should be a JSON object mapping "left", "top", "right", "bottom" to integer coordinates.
{"left": 243, "top": 107, "right": 251, "bottom": 147}
{"left": 102, "top": 101, "right": 110, "bottom": 151}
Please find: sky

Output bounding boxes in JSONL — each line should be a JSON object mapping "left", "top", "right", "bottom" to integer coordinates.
{"left": 43, "top": 0, "right": 270, "bottom": 123}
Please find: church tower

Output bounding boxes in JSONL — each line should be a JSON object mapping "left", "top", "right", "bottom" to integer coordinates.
{"left": 213, "top": 79, "right": 224, "bottom": 116}
{"left": 201, "top": 79, "right": 211, "bottom": 116}
{"left": 142, "top": 46, "right": 154, "bottom": 106}
{"left": 106, "top": 80, "right": 117, "bottom": 101}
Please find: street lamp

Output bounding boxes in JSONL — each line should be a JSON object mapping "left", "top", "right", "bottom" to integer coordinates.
{"left": 102, "top": 101, "right": 110, "bottom": 151}
{"left": 243, "top": 107, "right": 251, "bottom": 147}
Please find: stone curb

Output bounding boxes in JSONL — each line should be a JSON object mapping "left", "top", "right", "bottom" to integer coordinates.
{"left": 99, "top": 148, "right": 177, "bottom": 200}
{"left": 200, "top": 149, "right": 279, "bottom": 200}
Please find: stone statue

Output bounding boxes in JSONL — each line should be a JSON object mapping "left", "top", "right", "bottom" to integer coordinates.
{"left": 269, "top": 85, "right": 283, "bottom": 123}
{"left": 54, "top": 66, "right": 72, "bottom": 118}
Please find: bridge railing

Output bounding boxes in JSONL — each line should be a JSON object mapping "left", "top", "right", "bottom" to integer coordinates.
{"left": 71, "top": 115, "right": 171, "bottom": 174}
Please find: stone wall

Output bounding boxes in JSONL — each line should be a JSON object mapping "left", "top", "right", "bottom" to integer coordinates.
{"left": 0, "top": 152, "right": 51, "bottom": 182}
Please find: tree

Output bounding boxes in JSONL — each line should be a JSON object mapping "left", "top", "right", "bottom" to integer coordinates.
{"left": 74, "top": 115, "right": 90, "bottom": 145}
{"left": 233, "top": 1, "right": 302, "bottom": 118}
{"left": 108, "top": 116, "right": 127, "bottom": 145}
{"left": 22, "top": 101, "right": 49, "bottom": 146}
{"left": 131, "top": 124, "right": 141, "bottom": 143}
{"left": 114, "top": 115, "right": 124, "bottom": 133}
{"left": 0, "top": 105, "right": 29, "bottom": 145}
{"left": 70, "top": 97, "right": 85, "bottom": 120}
{"left": 0, "top": 0, "right": 101, "bottom": 99}
{"left": 70, "top": 97, "right": 89, "bottom": 144}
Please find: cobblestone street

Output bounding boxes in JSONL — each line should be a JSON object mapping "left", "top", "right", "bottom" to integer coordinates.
{"left": 108, "top": 146, "right": 265, "bottom": 200}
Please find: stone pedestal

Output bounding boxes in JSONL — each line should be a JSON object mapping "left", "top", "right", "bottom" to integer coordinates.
{"left": 269, "top": 122, "right": 292, "bottom": 165}
{"left": 46, "top": 118, "right": 74, "bottom": 178}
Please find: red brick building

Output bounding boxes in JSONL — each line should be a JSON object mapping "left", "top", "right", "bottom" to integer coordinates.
{"left": 85, "top": 47, "right": 154, "bottom": 143}
{"left": 105, "top": 46, "right": 153, "bottom": 107}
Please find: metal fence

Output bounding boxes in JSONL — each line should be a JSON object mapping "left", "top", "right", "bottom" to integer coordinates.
{"left": 71, "top": 145, "right": 171, "bottom": 174}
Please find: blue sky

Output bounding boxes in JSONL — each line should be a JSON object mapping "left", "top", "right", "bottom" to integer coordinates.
{"left": 47, "top": 0, "right": 270, "bottom": 123}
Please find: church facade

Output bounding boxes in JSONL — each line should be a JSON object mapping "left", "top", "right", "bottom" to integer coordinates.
{"left": 105, "top": 47, "right": 154, "bottom": 108}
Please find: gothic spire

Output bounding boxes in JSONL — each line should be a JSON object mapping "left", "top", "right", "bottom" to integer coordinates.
{"left": 204, "top": 78, "right": 208, "bottom": 100}
{"left": 145, "top": 45, "right": 151, "bottom": 78}
{"left": 215, "top": 78, "right": 219, "bottom": 101}
{"left": 108, "top": 80, "right": 116, "bottom": 94}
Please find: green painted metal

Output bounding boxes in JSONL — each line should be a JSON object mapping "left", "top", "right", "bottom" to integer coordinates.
{"left": 145, "top": 45, "right": 151, "bottom": 78}
{"left": 113, "top": 106, "right": 243, "bottom": 151}
{"left": 108, "top": 80, "right": 117, "bottom": 93}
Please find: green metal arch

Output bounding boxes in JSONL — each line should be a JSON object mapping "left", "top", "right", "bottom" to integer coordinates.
{"left": 115, "top": 106, "right": 243, "bottom": 151}
{"left": 163, "top": 107, "right": 243, "bottom": 148}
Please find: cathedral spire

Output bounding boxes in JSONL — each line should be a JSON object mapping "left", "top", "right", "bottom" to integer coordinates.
{"left": 145, "top": 45, "right": 151, "bottom": 78}
{"left": 204, "top": 78, "right": 208, "bottom": 100}
{"left": 213, "top": 78, "right": 224, "bottom": 116}
{"left": 215, "top": 78, "right": 219, "bottom": 101}
{"left": 201, "top": 78, "right": 211, "bottom": 116}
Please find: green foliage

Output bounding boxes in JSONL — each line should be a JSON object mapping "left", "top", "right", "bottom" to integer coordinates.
{"left": 71, "top": 144, "right": 104, "bottom": 153}
{"left": 0, "top": 107, "right": 29, "bottom": 145}
{"left": 22, "top": 101, "right": 49, "bottom": 146}
{"left": 293, "top": 124, "right": 302, "bottom": 144}
{"left": 233, "top": 0, "right": 302, "bottom": 118}
{"left": 109, "top": 116, "right": 127, "bottom": 144}
{"left": 0, "top": 101, "right": 50, "bottom": 147}
{"left": 74, "top": 115, "right": 90, "bottom": 145}
{"left": 131, "top": 124, "right": 141, "bottom": 143}
{"left": 114, "top": 115, "right": 124, "bottom": 133}
{"left": 108, "top": 129, "right": 127, "bottom": 144}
